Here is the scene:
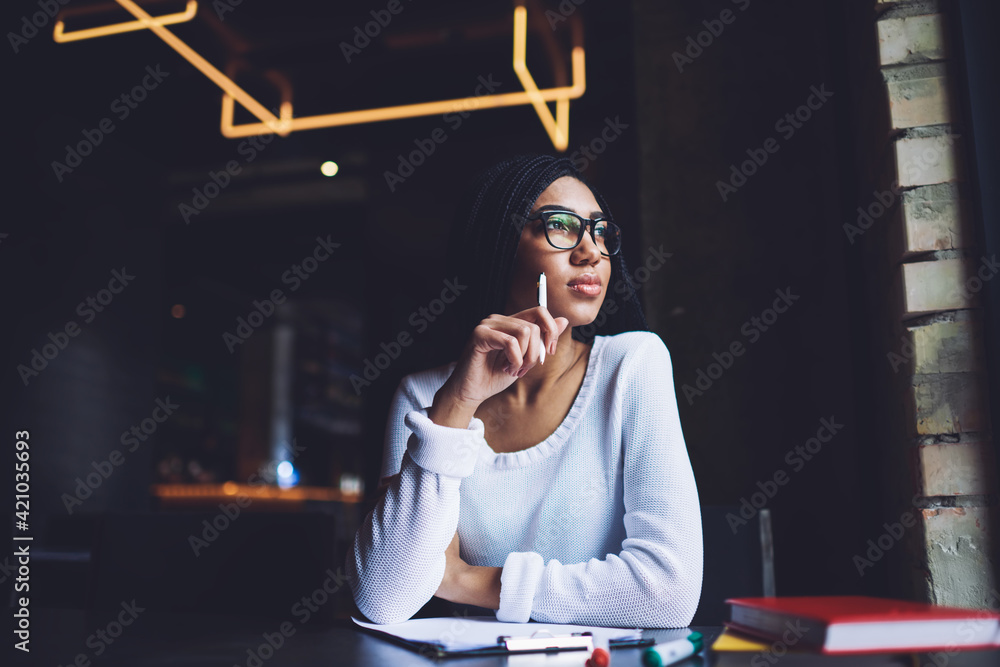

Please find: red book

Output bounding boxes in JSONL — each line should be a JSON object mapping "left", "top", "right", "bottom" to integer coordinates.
{"left": 724, "top": 596, "right": 1000, "bottom": 654}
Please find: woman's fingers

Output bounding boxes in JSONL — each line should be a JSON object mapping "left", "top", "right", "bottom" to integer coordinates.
{"left": 484, "top": 316, "right": 543, "bottom": 375}
{"left": 474, "top": 323, "right": 524, "bottom": 376}
{"left": 509, "top": 307, "right": 564, "bottom": 355}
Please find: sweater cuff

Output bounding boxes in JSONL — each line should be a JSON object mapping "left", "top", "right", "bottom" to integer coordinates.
{"left": 496, "top": 552, "right": 544, "bottom": 623}
{"left": 403, "top": 408, "right": 484, "bottom": 478}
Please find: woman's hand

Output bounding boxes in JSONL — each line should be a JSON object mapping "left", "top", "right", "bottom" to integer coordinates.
{"left": 441, "top": 308, "right": 570, "bottom": 409}
{"left": 435, "top": 530, "right": 467, "bottom": 603}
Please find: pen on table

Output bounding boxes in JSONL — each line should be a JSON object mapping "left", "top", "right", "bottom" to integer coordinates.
{"left": 641, "top": 632, "right": 703, "bottom": 667}
{"left": 537, "top": 271, "right": 546, "bottom": 365}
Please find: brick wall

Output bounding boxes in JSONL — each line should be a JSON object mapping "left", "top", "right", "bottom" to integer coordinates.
{"left": 865, "top": 0, "right": 998, "bottom": 607}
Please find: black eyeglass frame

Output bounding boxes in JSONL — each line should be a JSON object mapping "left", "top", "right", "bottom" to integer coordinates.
{"left": 525, "top": 209, "right": 622, "bottom": 257}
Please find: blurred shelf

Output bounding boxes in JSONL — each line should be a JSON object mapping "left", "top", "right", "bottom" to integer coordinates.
{"left": 151, "top": 483, "right": 363, "bottom": 509}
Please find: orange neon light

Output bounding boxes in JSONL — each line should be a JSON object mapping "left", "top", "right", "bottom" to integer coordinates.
{"left": 53, "top": 1, "right": 197, "bottom": 43}
{"left": 54, "top": 1, "right": 584, "bottom": 149}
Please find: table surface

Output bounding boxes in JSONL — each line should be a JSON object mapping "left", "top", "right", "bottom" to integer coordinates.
{"left": 17, "top": 607, "right": 719, "bottom": 667}
{"left": 17, "top": 608, "right": 1000, "bottom": 667}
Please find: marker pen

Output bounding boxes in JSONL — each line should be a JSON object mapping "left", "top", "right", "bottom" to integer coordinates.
{"left": 641, "top": 632, "right": 703, "bottom": 667}
{"left": 537, "top": 272, "right": 547, "bottom": 365}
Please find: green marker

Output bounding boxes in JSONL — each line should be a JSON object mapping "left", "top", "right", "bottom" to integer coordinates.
{"left": 641, "top": 631, "right": 703, "bottom": 667}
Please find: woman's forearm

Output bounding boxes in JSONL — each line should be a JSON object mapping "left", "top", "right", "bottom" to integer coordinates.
{"left": 457, "top": 565, "right": 503, "bottom": 610}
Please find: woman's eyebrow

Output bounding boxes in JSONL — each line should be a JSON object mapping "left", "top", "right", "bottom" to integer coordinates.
{"left": 534, "top": 203, "right": 607, "bottom": 218}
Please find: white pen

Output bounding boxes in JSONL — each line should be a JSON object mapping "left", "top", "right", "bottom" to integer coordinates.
{"left": 537, "top": 272, "right": 547, "bottom": 365}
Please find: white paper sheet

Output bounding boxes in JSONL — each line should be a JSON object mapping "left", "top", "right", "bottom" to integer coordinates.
{"left": 351, "top": 615, "right": 644, "bottom": 652}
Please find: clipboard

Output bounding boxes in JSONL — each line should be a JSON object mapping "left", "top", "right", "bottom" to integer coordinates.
{"left": 352, "top": 615, "right": 655, "bottom": 658}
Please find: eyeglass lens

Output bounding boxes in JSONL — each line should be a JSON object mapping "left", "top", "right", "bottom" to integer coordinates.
{"left": 543, "top": 212, "right": 621, "bottom": 255}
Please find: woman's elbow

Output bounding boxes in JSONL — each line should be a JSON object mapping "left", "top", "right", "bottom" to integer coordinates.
{"left": 345, "top": 544, "right": 437, "bottom": 625}
{"left": 646, "top": 559, "right": 703, "bottom": 628}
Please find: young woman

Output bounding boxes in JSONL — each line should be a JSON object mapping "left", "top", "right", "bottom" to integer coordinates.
{"left": 347, "top": 154, "right": 702, "bottom": 628}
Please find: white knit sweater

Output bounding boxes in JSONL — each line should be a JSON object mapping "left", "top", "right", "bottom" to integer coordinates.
{"left": 347, "top": 330, "right": 703, "bottom": 627}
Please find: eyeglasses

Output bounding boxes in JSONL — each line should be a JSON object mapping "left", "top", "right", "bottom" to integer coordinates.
{"left": 526, "top": 209, "right": 622, "bottom": 256}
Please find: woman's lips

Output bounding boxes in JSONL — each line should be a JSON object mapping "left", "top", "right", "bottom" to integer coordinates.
{"left": 568, "top": 283, "right": 602, "bottom": 296}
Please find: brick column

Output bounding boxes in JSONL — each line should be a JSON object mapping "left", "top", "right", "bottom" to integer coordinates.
{"left": 873, "top": 0, "right": 998, "bottom": 607}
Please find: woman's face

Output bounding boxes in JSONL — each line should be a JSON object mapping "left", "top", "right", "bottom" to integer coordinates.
{"left": 505, "top": 176, "right": 613, "bottom": 329}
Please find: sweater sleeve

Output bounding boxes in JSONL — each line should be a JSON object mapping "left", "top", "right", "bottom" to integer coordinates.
{"left": 347, "top": 377, "right": 487, "bottom": 624}
{"left": 495, "top": 333, "right": 703, "bottom": 627}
